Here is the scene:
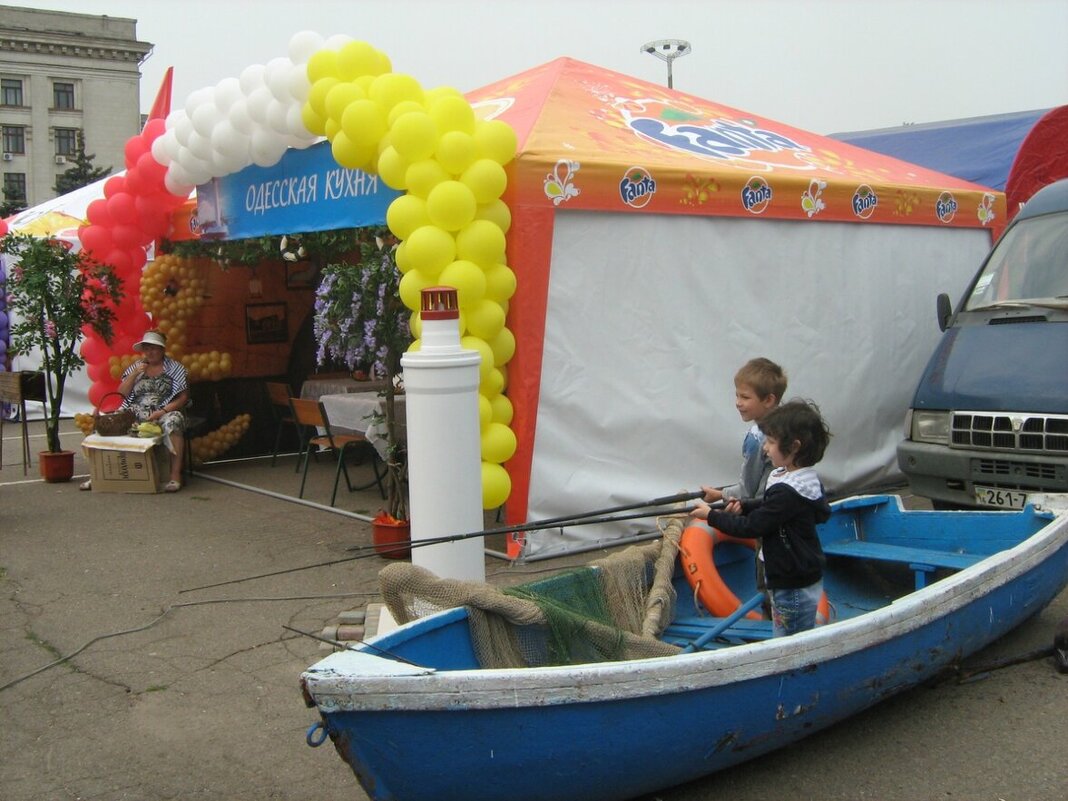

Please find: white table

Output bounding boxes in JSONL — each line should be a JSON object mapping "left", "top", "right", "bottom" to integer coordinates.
{"left": 300, "top": 376, "right": 389, "bottom": 401}
{"left": 319, "top": 392, "right": 406, "bottom": 459}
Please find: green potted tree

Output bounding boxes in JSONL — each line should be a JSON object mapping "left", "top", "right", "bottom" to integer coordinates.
{"left": 313, "top": 229, "right": 412, "bottom": 552}
{"left": 0, "top": 232, "right": 123, "bottom": 480}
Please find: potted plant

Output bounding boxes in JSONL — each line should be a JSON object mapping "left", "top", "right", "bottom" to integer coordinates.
{"left": 313, "top": 228, "right": 412, "bottom": 550}
{"left": 0, "top": 232, "right": 123, "bottom": 480}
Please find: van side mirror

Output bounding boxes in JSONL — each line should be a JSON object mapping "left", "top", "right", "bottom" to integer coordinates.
{"left": 936, "top": 293, "right": 953, "bottom": 332}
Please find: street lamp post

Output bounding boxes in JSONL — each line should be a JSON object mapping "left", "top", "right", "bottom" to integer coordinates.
{"left": 640, "top": 39, "right": 691, "bottom": 89}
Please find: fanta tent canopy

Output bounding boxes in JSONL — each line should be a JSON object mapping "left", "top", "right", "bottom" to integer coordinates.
{"left": 464, "top": 58, "right": 1007, "bottom": 558}
{"left": 833, "top": 106, "right": 1068, "bottom": 218}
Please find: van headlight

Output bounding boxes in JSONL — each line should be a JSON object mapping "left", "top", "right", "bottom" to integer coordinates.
{"left": 910, "top": 410, "right": 950, "bottom": 444}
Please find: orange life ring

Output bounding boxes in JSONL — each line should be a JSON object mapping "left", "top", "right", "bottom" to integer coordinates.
{"left": 679, "top": 524, "right": 833, "bottom": 625}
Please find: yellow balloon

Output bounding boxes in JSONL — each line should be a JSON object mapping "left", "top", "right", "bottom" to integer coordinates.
{"left": 307, "top": 76, "right": 340, "bottom": 118}
{"left": 460, "top": 334, "right": 494, "bottom": 378}
{"left": 370, "top": 72, "right": 425, "bottom": 110}
{"left": 409, "top": 311, "right": 422, "bottom": 339}
{"left": 480, "top": 366, "right": 505, "bottom": 398}
{"left": 405, "top": 225, "right": 456, "bottom": 278}
{"left": 390, "top": 111, "right": 438, "bottom": 162}
{"left": 465, "top": 298, "right": 505, "bottom": 340}
{"left": 399, "top": 268, "right": 433, "bottom": 311}
{"left": 395, "top": 239, "right": 413, "bottom": 274}
{"left": 484, "top": 262, "right": 517, "bottom": 302}
{"left": 478, "top": 393, "right": 492, "bottom": 430}
{"left": 461, "top": 158, "right": 507, "bottom": 204}
{"left": 481, "top": 462, "right": 511, "bottom": 509}
{"left": 404, "top": 158, "right": 449, "bottom": 198}
{"left": 424, "top": 85, "right": 464, "bottom": 103}
{"left": 388, "top": 99, "right": 426, "bottom": 127}
{"left": 435, "top": 130, "right": 476, "bottom": 175}
{"left": 488, "top": 325, "right": 516, "bottom": 365}
{"left": 475, "top": 199, "right": 512, "bottom": 233}
{"left": 408, "top": 338, "right": 421, "bottom": 352}
{"left": 474, "top": 119, "right": 518, "bottom": 165}
{"left": 325, "top": 82, "right": 366, "bottom": 124}
{"left": 306, "top": 49, "right": 341, "bottom": 83}
{"left": 455, "top": 219, "right": 506, "bottom": 266}
{"left": 386, "top": 194, "right": 430, "bottom": 241}
{"left": 490, "top": 393, "right": 513, "bottom": 426}
{"left": 377, "top": 146, "right": 410, "bottom": 190}
{"left": 341, "top": 98, "right": 387, "bottom": 148}
{"left": 300, "top": 105, "right": 326, "bottom": 135}
{"left": 331, "top": 131, "right": 374, "bottom": 170}
{"left": 441, "top": 260, "right": 487, "bottom": 309}
{"left": 481, "top": 422, "right": 517, "bottom": 464}
{"left": 426, "top": 180, "right": 476, "bottom": 231}
{"left": 337, "top": 40, "right": 381, "bottom": 80}
{"left": 429, "top": 94, "right": 476, "bottom": 135}
{"left": 324, "top": 117, "right": 341, "bottom": 141}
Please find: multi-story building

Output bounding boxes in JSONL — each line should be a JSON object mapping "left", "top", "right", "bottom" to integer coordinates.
{"left": 0, "top": 5, "right": 152, "bottom": 208}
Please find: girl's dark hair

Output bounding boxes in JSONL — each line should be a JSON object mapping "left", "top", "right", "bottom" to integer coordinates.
{"left": 758, "top": 399, "right": 831, "bottom": 467}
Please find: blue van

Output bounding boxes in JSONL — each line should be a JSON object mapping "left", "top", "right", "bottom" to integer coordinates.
{"left": 897, "top": 177, "right": 1068, "bottom": 509}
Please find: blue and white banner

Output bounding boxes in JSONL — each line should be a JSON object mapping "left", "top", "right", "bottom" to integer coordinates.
{"left": 195, "top": 141, "right": 401, "bottom": 240}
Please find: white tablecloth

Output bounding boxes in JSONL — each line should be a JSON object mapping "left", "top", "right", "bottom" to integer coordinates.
{"left": 319, "top": 392, "right": 406, "bottom": 459}
{"left": 300, "top": 377, "right": 388, "bottom": 401}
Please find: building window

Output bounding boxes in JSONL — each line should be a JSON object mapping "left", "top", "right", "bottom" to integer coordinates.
{"left": 3, "top": 172, "right": 27, "bottom": 203}
{"left": 55, "top": 127, "right": 78, "bottom": 156}
{"left": 1, "top": 78, "right": 23, "bottom": 106}
{"left": 2, "top": 125, "right": 25, "bottom": 154}
{"left": 53, "top": 81, "right": 75, "bottom": 110}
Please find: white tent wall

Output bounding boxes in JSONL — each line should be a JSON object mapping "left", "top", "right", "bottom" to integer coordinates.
{"left": 523, "top": 212, "right": 991, "bottom": 557}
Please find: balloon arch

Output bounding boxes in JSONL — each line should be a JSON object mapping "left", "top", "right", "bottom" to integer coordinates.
{"left": 78, "top": 33, "right": 518, "bottom": 507}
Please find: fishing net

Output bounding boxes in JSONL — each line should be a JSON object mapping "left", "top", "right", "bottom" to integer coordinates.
{"left": 379, "top": 515, "right": 686, "bottom": 668}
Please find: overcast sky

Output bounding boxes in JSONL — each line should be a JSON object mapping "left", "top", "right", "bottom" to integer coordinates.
{"left": 11, "top": 0, "right": 1068, "bottom": 134}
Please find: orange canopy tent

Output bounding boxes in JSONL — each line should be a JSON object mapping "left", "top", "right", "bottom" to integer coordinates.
{"left": 464, "top": 58, "right": 1006, "bottom": 558}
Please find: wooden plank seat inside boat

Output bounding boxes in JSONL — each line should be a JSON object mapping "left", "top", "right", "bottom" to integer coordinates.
{"left": 822, "top": 539, "right": 983, "bottom": 590}
{"left": 663, "top": 616, "right": 773, "bottom": 649}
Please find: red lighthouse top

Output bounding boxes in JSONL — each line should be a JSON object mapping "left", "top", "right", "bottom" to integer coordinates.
{"left": 421, "top": 286, "right": 460, "bottom": 320}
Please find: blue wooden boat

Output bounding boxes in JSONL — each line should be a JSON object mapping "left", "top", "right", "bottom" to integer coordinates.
{"left": 300, "top": 494, "right": 1068, "bottom": 801}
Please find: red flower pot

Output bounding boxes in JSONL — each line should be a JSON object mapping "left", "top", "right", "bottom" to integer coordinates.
{"left": 372, "top": 518, "right": 411, "bottom": 559}
{"left": 39, "top": 450, "right": 75, "bottom": 483}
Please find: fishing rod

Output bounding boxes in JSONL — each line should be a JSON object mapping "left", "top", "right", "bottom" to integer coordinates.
{"left": 358, "top": 503, "right": 705, "bottom": 559}
{"left": 346, "top": 489, "right": 705, "bottom": 553}
{"left": 180, "top": 499, "right": 711, "bottom": 594}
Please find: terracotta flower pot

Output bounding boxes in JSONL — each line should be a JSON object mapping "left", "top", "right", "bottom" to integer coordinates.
{"left": 39, "top": 450, "right": 75, "bottom": 483}
{"left": 372, "top": 518, "right": 411, "bottom": 559}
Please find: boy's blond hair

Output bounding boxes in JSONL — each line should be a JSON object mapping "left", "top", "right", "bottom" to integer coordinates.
{"left": 735, "top": 357, "right": 787, "bottom": 403}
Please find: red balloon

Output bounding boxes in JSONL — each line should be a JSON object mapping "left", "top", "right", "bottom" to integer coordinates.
{"left": 112, "top": 331, "right": 137, "bottom": 355}
{"left": 103, "top": 175, "right": 126, "bottom": 199}
{"left": 86, "top": 360, "right": 111, "bottom": 383}
{"left": 127, "top": 246, "right": 147, "bottom": 271}
{"left": 79, "top": 225, "right": 114, "bottom": 256}
{"left": 107, "top": 193, "right": 138, "bottom": 226}
{"left": 137, "top": 151, "right": 168, "bottom": 184}
{"left": 0, "top": 219, "right": 8, "bottom": 236}
{"left": 89, "top": 380, "right": 122, "bottom": 411}
{"left": 81, "top": 335, "right": 110, "bottom": 365}
{"left": 86, "top": 199, "right": 113, "bottom": 227}
{"left": 124, "top": 137, "right": 149, "bottom": 171}
{"left": 111, "top": 224, "right": 143, "bottom": 249}
{"left": 123, "top": 166, "right": 150, "bottom": 196}
{"left": 104, "top": 248, "right": 133, "bottom": 274}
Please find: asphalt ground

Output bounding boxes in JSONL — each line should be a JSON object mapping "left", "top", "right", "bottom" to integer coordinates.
{"left": 2, "top": 418, "right": 1066, "bottom": 801}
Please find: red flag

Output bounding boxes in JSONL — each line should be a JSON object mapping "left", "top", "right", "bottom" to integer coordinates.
{"left": 146, "top": 67, "right": 173, "bottom": 122}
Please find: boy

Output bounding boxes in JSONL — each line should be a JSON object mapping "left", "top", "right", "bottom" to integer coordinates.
{"left": 701, "top": 357, "right": 786, "bottom": 504}
{"left": 691, "top": 399, "right": 832, "bottom": 636}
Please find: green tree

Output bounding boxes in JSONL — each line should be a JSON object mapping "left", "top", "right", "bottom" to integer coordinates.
{"left": 0, "top": 184, "right": 26, "bottom": 217}
{"left": 53, "top": 130, "right": 111, "bottom": 195}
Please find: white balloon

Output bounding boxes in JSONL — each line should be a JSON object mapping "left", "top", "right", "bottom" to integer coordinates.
{"left": 151, "top": 130, "right": 177, "bottom": 165}
{"left": 228, "top": 100, "right": 254, "bottom": 135}
{"left": 265, "top": 57, "right": 293, "bottom": 101}
{"left": 286, "top": 103, "right": 312, "bottom": 137}
{"left": 211, "top": 123, "right": 250, "bottom": 160}
{"left": 214, "top": 77, "right": 243, "bottom": 113}
{"left": 323, "top": 33, "right": 352, "bottom": 50}
{"left": 191, "top": 102, "right": 222, "bottom": 138}
{"left": 250, "top": 128, "right": 287, "bottom": 168}
{"left": 288, "top": 30, "right": 324, "bottom": 65}
{"left": 239, "top": 63, "right": 267, "bottom": 95}
{"left": 246, "top": 86, "right": 273, "bottom": 124}
{"left": 186, "top": 130, "right": 214, "bottom": 161}
{"left": 266, "top": 99, "right": 291, "bottom": 134}
{"left": 164, "top": 171, "right": 195, "bottom": 197}
{"left": 172, "top": 112, "right": 195, "bottom": 146}
{"left": 286, "top": 67, "right": 311, "bottom": 103}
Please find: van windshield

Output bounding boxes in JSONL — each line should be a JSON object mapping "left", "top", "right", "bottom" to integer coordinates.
{"left": 965, "top": 211, "right": 1068, "bottom": 310}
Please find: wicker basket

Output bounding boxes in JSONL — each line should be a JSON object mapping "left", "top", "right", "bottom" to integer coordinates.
{"left": 94, "top": 392, "right": 136, "bottom": 436}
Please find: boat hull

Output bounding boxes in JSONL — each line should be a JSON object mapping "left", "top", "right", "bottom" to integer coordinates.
{"left": 302, "top": 498, "right": 1068, "bottom": 801}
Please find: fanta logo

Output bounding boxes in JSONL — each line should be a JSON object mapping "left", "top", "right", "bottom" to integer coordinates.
{"left": 629, "top": 116, "right": 809, "bottom": 164}
{"left": 188, "top": 215, "right": 202, "bottom": 235}
{"left": 741, "top": 177, "right": 772, "bottom": 214}
{"left": 619, "top": 167, "right": 656, "bottom": 208}
{"left": 852, "top": 185, "right": 878, "bottom": 219}
{"left": 935, "top": 192, "right": 957, "bottom": 223}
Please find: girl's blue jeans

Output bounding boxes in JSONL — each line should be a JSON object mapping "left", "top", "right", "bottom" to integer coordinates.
{"left": 769, "top": 579, "right": 823, "bottom": 637}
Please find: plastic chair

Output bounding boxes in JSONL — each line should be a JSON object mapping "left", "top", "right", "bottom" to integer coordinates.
{"left": 289, "top": 398, "right": 386, "bottom": 506}
{"left": 265, "top": 381, "right": 300, "bottom": 468}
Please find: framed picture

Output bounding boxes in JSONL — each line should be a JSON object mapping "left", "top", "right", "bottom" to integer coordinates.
{"left": 245, "top": 302, "right": 288, "bottom": 345}
{"left": 285, "top": 260, "right": 318, "bottom": 289}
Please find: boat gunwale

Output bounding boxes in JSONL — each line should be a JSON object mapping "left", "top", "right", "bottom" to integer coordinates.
{"left": 303, "top": 496, "right": 1068, "bottom": 711}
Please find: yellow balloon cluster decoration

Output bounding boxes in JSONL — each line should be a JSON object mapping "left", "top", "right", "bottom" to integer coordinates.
{"left": 189, "top": 413, "right": 252, "bottom": 466}
{"left": 137, "top": 254, "right": 234, "bottom": 382}
{"left": 74, "top": 412, "right": 96, "bottom": 435}
{"left": 303, "top": 40, "right": 520, "bottom": 510}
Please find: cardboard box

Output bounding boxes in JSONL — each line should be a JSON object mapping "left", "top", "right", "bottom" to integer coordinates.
{"left": 82, "top": 434, "right": 170, "bottom": 493}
